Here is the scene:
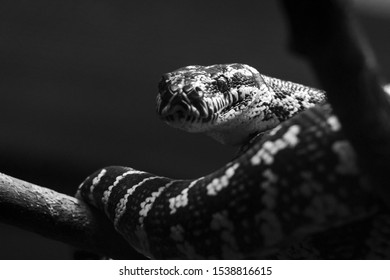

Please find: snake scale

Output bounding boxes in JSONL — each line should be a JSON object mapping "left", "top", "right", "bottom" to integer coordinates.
{"left": 77, "top": 63, "right": 389, "bottom": 259}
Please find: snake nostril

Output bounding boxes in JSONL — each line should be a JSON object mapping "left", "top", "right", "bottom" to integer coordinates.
{"left": 169, "top": 84, "right": 180, "bottom": 93}
{"left": 194, "top": 87, "right": 203, "bottom": 97}
{"left": 161, "top": 73, "right": 171, "bottom": 82}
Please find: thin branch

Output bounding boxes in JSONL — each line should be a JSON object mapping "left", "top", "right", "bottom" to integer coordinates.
{"left": 280, "top": 0, "right": 390, "bottom": 204}
{"left": 0, "top": 172, "right": 145, "bottom": 259}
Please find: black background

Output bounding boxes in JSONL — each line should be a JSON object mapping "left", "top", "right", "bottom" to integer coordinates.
{"left": 1, "top": 0, "right": 389, "bottom": 259}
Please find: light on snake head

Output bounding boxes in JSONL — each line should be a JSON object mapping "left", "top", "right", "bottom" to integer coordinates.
{"left": 182, "top": 85, "right": 192, "bottom": 93}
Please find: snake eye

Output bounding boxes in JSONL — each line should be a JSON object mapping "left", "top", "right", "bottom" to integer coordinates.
{"left": 216, "top": 77, "right": 228, "bottom": 92}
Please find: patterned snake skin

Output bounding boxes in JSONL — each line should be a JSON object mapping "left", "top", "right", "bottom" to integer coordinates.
{"left": 77, "top": 64, "right": 388, "bottom": 259}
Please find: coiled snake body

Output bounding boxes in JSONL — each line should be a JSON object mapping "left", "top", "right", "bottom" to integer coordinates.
{"left": 77, "top": 63, "right": 387, "bottom": 259}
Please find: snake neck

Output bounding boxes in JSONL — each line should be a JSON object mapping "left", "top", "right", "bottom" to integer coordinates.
{"left": 262, "top": 75, "right": 326, "bottom": 120}
{"left": 206, "top": 75, "right": 327, "bottom": 146}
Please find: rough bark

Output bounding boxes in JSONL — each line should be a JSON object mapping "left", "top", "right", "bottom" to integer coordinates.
{"left": 0, "top": 172, "right": 144, "bottom": 259}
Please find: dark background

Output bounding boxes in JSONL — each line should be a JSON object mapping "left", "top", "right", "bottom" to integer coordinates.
{"left": 1, "top": 0, "right": 389, "bottom": 259}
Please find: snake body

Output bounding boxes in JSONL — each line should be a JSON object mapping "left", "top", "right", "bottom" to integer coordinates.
{"left": 77, "top": 63, "right": 386, "bottom": 259}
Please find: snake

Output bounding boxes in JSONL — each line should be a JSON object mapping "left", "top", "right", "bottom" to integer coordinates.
{"left": 76, "top": 63, "right": 389, "bottom": 259}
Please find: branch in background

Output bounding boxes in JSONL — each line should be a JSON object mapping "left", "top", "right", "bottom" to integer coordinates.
{"left": 280, "top": 0, "right": 390, "bottom": 204}
{"left": 0, "top": 172, "right": 145, "bottom": 259}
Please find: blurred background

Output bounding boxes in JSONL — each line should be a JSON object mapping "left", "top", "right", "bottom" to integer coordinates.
{"left": 0, "top": 0, "right": 389, "bottom": 259}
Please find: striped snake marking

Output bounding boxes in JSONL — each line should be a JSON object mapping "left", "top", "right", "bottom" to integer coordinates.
{"left": 77, "top": 63, "right": 389, "bottom": 259}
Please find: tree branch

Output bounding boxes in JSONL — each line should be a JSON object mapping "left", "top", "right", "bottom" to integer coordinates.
{"left": 280, "top": 0, "right": 390, "bottom": 204}
{"left": 0, "top": 172, "right": 145, "bottom": 259}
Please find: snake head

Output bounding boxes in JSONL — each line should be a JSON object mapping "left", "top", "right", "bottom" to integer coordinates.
{"left": 156, "top": 64, "right": 264, "bottom": 138}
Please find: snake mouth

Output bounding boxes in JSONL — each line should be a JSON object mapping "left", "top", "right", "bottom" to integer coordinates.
{"left": 156, "top": 84, "right": 245, "bottom": 130}
{"left": 157, "top": 85, "right": 211, "bottom": 122}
